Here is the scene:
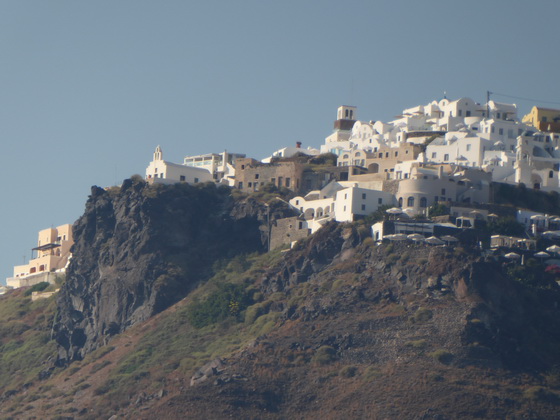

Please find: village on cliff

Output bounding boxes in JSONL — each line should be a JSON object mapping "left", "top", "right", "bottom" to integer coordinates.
{"left": 6, "top": 96, "right": 560, "bottom": 294}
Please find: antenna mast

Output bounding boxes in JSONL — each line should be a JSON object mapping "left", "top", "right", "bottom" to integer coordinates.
{"left": 486, "top": 90, "right": 492, "bottom": 119}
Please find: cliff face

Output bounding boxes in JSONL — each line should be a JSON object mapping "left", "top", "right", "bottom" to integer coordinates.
{"left": 54, "top": 180, "right": 293, "bottom": 363}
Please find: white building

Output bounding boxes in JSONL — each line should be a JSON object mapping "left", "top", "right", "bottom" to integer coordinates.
{"left": 289, "top": 181, "right": 395, "bottom": 232}
{"left": 146, "top": 146, "right": 213, "bottom": 185}
{"left": 262, "top": 142, "right": 320, "bottom": 163}
{"left": 183, "top": 151, "right": 245, "bottom": 186}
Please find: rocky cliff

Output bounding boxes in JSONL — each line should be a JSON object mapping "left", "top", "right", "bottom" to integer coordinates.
{"left": 4, "top": 183, "right": 560, "bottom": 418}
{"left": 53, "top": 179, "right": 294, "bottom": 363}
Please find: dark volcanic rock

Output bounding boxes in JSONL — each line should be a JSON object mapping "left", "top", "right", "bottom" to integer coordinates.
{"left": 54, "top": 180, "right": 294, "bottom": 363}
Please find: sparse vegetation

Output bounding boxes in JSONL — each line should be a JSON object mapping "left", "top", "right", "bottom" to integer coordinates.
{"left": 406, "top": 339, "right": 428, "bottom": 349}
{"left": 339, "top": 365, "right": 358, "bottom": 378}
{"left": 412, "top": 308, "right": 433, "bottom": 323}
{"left": 312, "top": 346, "right": 336, "bottom": 365}
{"left": 24, "top": 282, "right": 50, "bottom": 297}
{"left": 429, "top": 349, "right": 453, "bottom": 364}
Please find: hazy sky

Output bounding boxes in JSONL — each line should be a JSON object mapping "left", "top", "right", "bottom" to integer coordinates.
{"left": 2, "top": 0, "right": 560, "bottom": 283}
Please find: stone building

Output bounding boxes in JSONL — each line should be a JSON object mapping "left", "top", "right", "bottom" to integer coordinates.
{"left": 234, "top": 157, "right": 352, "bottom": 195}
{"left": 234, "top": 158, "right": 306, "bottom": 193}
{"left": 270, "top": 216, "right": 310, "bottom": 250}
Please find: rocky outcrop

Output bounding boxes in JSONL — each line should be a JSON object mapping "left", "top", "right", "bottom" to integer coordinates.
{"left": 54, "top": 180, "right": 295, "bottom": 363}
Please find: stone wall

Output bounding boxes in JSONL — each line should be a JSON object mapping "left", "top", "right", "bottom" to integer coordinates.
{"left": 270, "top": 217, "right": 310, "bottom": 250}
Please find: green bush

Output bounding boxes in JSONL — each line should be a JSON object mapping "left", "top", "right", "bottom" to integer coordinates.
{"left": 362, "top": 366, "right": 382, "bottom": 382}
{"left": 339, "top": 366, "right": 358, "bottom": 378}
{"left": 429, "top": 349, "right": 453, "bottom": 364}
{"left": 244, "top": 301, "right": 272, "bottom": 325}
{"left": 427, "top": 203, "right": 449, "bottom": 217}
{"left": 523, "top": 386, "right": 559, "bottom": 403}
{"left": 412, "top": 308, "right": 433, "bottom": 323}
{"left": 312, "top": 346, "right": 336, "bottom": 365}
{"left": 187, "top": 283, "right": 253, "bottom": 328}
{"left": 24, "top": 282, "right": 50, "bottom": 296}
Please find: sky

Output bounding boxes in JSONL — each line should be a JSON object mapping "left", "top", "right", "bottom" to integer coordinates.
{"left": 1, "top": 0, "right": 560, "bottom": 283}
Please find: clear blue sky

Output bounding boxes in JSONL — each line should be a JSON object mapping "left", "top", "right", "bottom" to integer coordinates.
{"left": 1, "top": 0, "right": 560, "bottom": 283}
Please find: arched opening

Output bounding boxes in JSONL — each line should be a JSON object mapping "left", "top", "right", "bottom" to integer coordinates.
{"left": 420, "top": 197, "right": 427, "bottom": 208}
{"left": 398, "top": 197, "right": 403, "bottom": 207}
{"left": 30, "top": 267, "right": 36, "bottom": 274}
{"left": 368, "top": 163, "right": 379, "bottom": 173}
{"left": 407, "top": 196, "right": 415, "bottom": 207}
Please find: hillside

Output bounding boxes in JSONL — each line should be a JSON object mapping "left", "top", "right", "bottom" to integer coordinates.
{"left": 1, "top": 180, "right": 560, "bottom": 419}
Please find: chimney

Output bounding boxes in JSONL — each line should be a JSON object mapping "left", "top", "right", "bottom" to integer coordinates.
{"left": 296, "top": 142, "right": 302, "bottom": 148}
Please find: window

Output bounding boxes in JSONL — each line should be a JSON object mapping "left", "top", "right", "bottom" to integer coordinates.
{"left": 361, "top": 204, "right": 366, "bottom": 211}
{"left": 432, "top": 152, "right": 437, "bottom": 158}
{"left": 407, "top": 197, "right": 415, "bottom": 207}
{"left": 362, "top": 193, "right": 366, "bottom": 199}
{"left": 238, "top": 182, "right": 243, "bottom": 189}
{"left": 377, "top": 197, "right": 383, "bottom": 205}
{"left": 444, "top": 154, "right": 449, "bottom": 161}
{"left": 180, "top": 175, "right": 186, "bottom": 181}
{"left": 458, "top": 110, "right": 462, "bottom": 116}
{"left": 255, "top": 174, "right": 259, "bottom": 179}
{"left": 194, "top": 178, "right": 199, "bottom": 183}
{"left": 466, "top": 145, "right": 471, "bottom": 151}
{"left": 285, "top": 178, "right": 291, "bottom": 187}
{"left": 395, "top": 151, "right": 398, "bottom": 157}
{"left": 385, "top": 152, "right": 389, "bottom": 157}
{"left": 248, "top": 182, "right": 252, "bottom": 187}
{"left": 550, "top": 171, "right": 554, "bottom": 178}
{"left": 441, "top": 188, "right": 446, "bottom": 195}
{"left": 344, "top": 193, "right": 347, "bottom": 199}
{"left": 497, "top": 112, "right": 501, "bottom": 119}
{"left": 295, "top": 200, "right": 299, "bottom": 205}
{"left": 420, "top": 197, "right": 427, "bottom": 207}
{"left": 499, "top": 128, "right": 503, "bottom": 135}
{"left": 466, "top": 110, "right": 471, "bottom": 117}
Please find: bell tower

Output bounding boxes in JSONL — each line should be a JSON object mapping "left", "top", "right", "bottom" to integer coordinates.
{"left": 334, "top": 105, "right": 357, "bottom": 131}
{"left": 153, "top": 145, "right": 163, "bottom": 161}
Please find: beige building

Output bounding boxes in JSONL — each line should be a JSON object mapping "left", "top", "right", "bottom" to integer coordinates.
{"left": 337, "top": 143, "right": 421, "bottom": 180}
{"left": 7, "top": 224, "right": 73, "bottom": 288}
